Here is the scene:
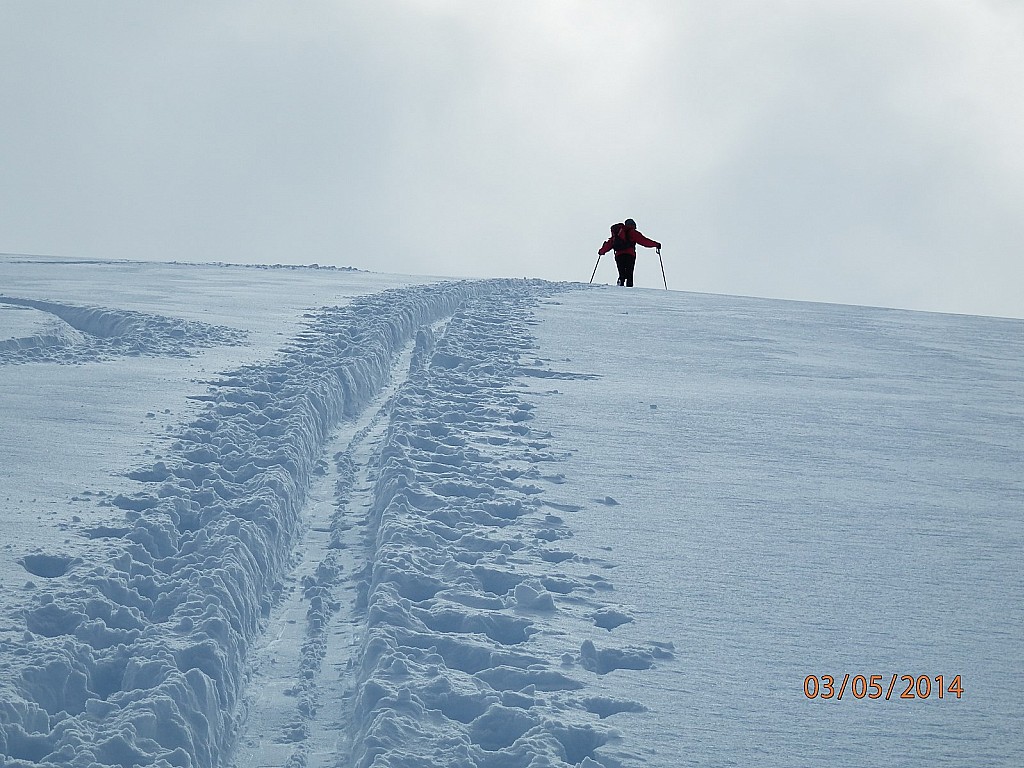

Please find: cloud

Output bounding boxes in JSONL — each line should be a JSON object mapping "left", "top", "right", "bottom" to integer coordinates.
{"left": 1, "top": 0, "right": 1022, "bottom": 317}
{"left": 640, "top": 0, "right": 1024, "bottom": 315}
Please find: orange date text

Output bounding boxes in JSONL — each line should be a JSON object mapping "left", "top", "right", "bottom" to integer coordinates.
{"left": 803, "top": 674, "right": 963, "bottom": 701}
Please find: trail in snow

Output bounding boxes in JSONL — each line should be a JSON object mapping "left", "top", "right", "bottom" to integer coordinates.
{"left": 234, "top": 289, "right": 675, "bottom": 768}
{"left": 0, "top": 295, "right": 246, "bottom": 364}
{"left": 1, "top": 279, "right": 668, "bottom": 768}
{"left": 231, "top": 327, "right": 430, "bottom": 768}
{"left": 335, "top": 289, "right": 671, "bottom": 768}
{"left": 0, "top": 281, "right": 516, "bottom": 765}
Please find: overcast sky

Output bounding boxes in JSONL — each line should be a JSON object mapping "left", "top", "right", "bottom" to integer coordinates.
{"left": 2, "top": 1, "right": 1023, "bottom": 317}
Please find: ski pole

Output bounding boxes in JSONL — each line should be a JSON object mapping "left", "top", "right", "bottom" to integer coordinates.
{"left": 657, "top": 248, "right": 668, "bottom": 290}
{"left": 589, "top": 253, "right": 602, "bottom": 284}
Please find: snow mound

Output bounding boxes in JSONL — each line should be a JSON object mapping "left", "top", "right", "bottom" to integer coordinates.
{"left": 0, "top": 295, "right": 246, "bottom": 364}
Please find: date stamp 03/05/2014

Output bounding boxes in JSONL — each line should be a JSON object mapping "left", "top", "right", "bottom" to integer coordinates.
{"left": 803, "top": 674, "right": 964, "bottom": 701}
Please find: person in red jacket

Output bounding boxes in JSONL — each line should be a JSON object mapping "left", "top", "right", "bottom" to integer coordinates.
{"left": 598, "top": 218, "right": 661, "bottom": 287}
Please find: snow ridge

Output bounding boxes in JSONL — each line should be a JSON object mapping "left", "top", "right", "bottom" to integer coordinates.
{"left": 343, "top": 292, "right": 671, "bottom": 768}
{"left": 0, "top": 295, "right": 246, "bottom": 364}
{"left": 0, "top": 280, "right": 539, "bottom": 768}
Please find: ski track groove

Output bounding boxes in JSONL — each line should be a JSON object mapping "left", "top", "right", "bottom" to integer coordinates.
{"left": 0, "top": 279, "right": 671, "bottom": 768}
{"left": 0, "top": 295, "right": 246, "bottom": 363}
{"left": 232, "top": 329, "right": 434, "bottom": 768}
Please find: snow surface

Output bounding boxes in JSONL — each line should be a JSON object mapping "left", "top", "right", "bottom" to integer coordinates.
{"left": 0, "top": 255, "right": 1021, "bottom": 768}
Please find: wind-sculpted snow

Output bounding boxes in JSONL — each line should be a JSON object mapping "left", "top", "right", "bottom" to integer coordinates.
{"left": 0, "top": 280, "right": 559, "bottom": 768}
{"left": 342, "top": 293, "right": 672, "bottom": 768}
{"left": 0, "top": 295, "right": 246, "bottom": 364}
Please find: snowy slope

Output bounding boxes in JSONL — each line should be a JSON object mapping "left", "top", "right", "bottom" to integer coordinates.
{"left": 527, "top": 291, "right": 1024, "bottom": 766}
{"left": 1, "top": 256, "right": 1021, "bottom": 768}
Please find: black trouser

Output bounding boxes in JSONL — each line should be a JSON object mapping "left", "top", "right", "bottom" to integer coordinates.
{"left": 614, "top": 253, "right": 636, "bottom": 286}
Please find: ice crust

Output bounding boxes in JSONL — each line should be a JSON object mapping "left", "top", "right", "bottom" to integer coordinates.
{"left": 0, "top": 280, "right": 662, "bottom": 768}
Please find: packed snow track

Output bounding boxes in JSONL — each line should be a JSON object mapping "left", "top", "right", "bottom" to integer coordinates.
{"left": 0, "top": 280, "right": 669, "bottom": 768}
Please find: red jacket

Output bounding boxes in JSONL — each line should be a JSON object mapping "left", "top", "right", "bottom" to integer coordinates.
{"left": 599, "top": 227, "right": 660, "bottom": 256}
